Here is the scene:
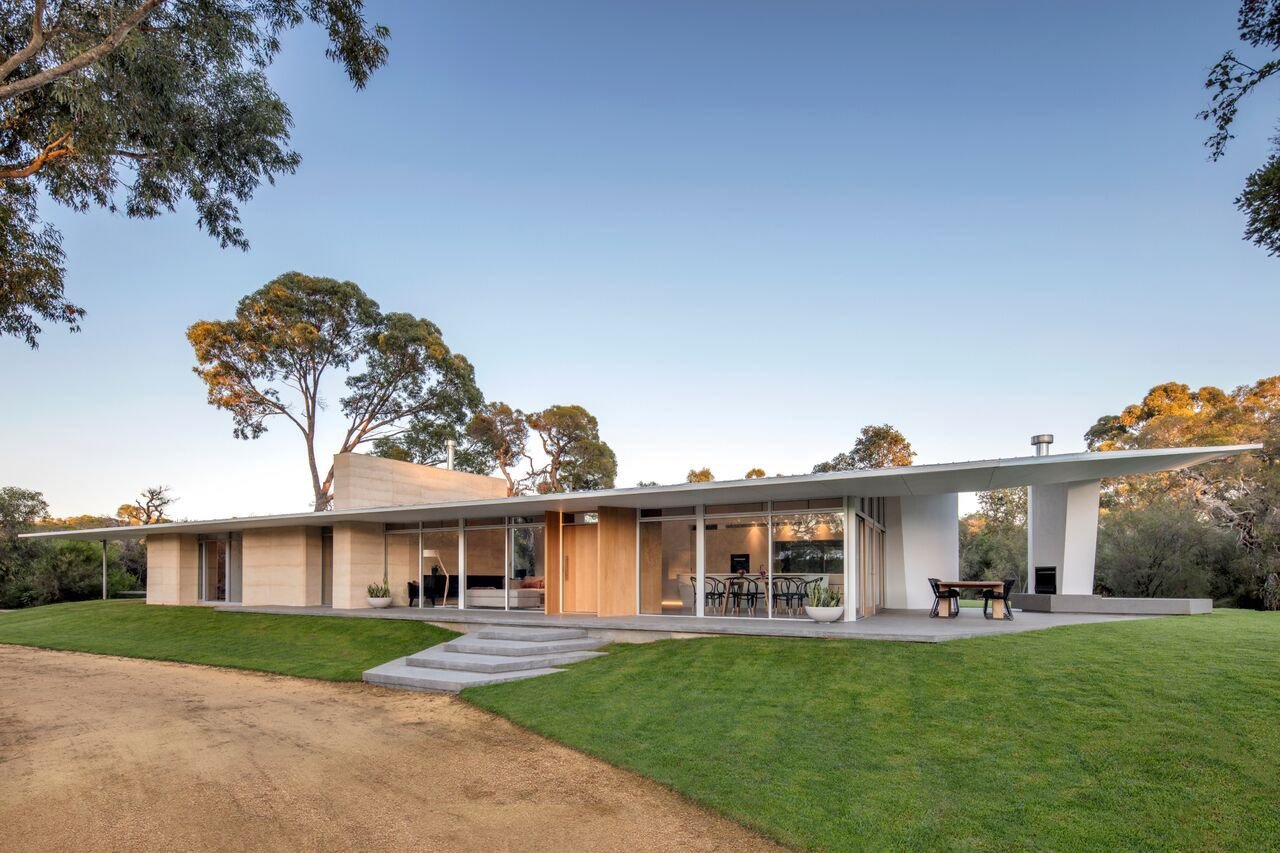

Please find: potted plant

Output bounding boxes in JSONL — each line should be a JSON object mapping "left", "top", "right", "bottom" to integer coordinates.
{"left": 804, "top": 580, "right": 844, "bottom": 622}
{"left": 366, "top": 582, "right": 392, "bottom": 609}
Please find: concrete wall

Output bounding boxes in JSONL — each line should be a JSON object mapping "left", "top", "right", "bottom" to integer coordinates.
{"left": 883, "top": 494, "right": 959, "bottom": 610}
{"left": 146, "top": 533, "right": 199, "bottom": 605}
{"left": 241, "top": 526, "right": 323, "bottom": 607}
{"left": 331, "top": 452, "right": 508, "bottom": 509}
{"left": 1028, "top": 479, "right": 1100, "bottom": 595}
{"left": 332, "top": 521, "right": 385, "bottom": 609}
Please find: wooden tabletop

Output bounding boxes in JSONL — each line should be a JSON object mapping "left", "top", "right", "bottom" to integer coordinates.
{"left": 936, "top": 580, "right": 1005, "bottom": 590}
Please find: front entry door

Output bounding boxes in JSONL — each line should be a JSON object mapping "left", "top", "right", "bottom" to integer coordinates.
{"left": 561, "top": 524, "right": 598, "bottom": 614}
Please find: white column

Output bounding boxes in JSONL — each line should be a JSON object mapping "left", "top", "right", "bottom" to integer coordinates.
{"left": 457, "top": 520, "right": 467, "bottom": 609}
{"left": 1028, "top": 480, "right": 1100, "bottom": 595}
{"left": 694, "top": 505, "right": 706, "bottom": 617}
{"left": 842, "top": 497, "right": 856, "bottom": 621}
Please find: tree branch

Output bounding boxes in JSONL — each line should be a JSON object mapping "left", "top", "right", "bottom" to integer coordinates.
{"left": 0, "top": 130, "right": 73, "bottom": 179}
{"left": 0, "top": 0, "right": 47, "bottom": 81}
{"left": 0, "top": 0, "right": 167, "bottom": 102}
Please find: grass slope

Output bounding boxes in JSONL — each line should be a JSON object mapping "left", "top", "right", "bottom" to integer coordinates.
{"left": 466, "top": 611, "right": 1280, "bottom": 851}
{"left": 0, "top": 599, "right": 454, "bottom": 680}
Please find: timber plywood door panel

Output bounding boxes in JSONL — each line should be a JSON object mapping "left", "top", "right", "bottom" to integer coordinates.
{"left": 562, "top": 524, "right": 598, "bottom": 614}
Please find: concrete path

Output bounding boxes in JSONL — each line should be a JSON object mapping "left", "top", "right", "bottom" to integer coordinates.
{"left": 0, "top": 645, "right": 779, "bottom": 852}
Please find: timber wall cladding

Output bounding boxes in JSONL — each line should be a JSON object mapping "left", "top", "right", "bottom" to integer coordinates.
{"left": 596, "top": 506, "right": 638, "bottom": 616}
{"left": 544, "top": 512, "right": 563, "bottom": 615}
{"left": 561, "top": 523, "right": 598, "bottom": 613}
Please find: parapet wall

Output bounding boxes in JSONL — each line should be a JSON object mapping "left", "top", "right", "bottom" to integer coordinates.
{"left": 332, "top": 453, "right": 508, "bottom": 510}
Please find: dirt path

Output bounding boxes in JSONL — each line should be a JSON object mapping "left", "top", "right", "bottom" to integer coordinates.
{"left": 0, "top": 646, "right": 780, "bottom": 852}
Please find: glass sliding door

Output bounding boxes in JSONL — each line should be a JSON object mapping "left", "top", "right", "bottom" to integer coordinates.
{"left": 464, "top": 525, "right": 506, "bottom": 608}
{"left": 639, "top": 511, "right": 697, "bottom": 615}
{"left": 703, "top": 509, "right": 769, "bottom": 617}
{"left": 771, "top": 508, "right": 844, "bottom": 619}
{"left": 508, "top": 525, "right": 545, "bottom": 610}
{"left": 199, "top": 538, "right": 227, "bottom": 602}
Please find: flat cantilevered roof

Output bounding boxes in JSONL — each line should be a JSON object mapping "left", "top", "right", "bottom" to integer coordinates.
{"left": 23, "top": 444, "right": 1261, "bottom": 541}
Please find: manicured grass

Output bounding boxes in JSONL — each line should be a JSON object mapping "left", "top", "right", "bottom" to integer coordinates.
{"left": 0, "top": 599, "right": 454, "bottom": 680}
{"left": 465, "top": 611, "right": 1280, "bottom": 851}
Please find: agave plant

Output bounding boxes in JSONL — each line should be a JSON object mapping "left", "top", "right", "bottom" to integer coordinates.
{"left": 807, "top": 580, "right": 843, "bottom": 608}
{"left": 366, "top": 582, "right": 391, "bottom": 599}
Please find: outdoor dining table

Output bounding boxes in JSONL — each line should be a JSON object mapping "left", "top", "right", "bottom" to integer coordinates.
{"left": 934, "top": 579, "right": 1012, "bottom": 619}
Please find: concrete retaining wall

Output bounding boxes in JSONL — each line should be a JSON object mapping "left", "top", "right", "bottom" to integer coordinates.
{"left": 1011, "top": 593, "right": 1212, "bottom": 615}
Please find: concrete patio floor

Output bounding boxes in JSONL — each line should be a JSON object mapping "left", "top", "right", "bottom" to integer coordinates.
{"left": 224, "top": 603, "right": 1160, "bottom": 643}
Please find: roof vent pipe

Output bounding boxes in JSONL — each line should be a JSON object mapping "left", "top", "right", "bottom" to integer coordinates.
{"left": 445, "top": 439, "right": 456, "bottom": 470}
{"left": 1031, "top": 434, "right": 1054, "bottom": 457}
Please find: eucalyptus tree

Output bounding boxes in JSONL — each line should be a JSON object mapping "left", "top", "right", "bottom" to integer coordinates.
{"left": 812, "top": 424, "right": 915, "bottom": 472}
{"left": 188, "top": 272, "right": 483, "bottom": 511}
{"left": 0, "top": 0, "right": 389, "bottom": 347}
{"left": 1201, "top": 0, "right": 1280, "bottom": 256}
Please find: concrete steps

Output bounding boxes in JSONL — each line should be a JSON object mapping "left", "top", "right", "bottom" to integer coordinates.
{"left": 363, "top": 625, "right": 607, "bottom": 694}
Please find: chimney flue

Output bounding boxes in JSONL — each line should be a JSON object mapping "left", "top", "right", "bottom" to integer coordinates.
{"left": 445, "top": 439, "right": 456, "bottom": 470}
{"left": 1031, "top": 434, "right": 1054, "bottom": 456}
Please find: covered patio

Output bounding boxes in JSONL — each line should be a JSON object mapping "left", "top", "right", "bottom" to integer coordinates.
{"left": 224, "top": 602, "right": 1155, "bottom": 643}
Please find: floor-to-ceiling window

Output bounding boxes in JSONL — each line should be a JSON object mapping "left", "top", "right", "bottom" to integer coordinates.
{"left": 855, "top": 497, "right": 886, "bottom": 617}
{"left": 770, "top": 499, "right": 845, "bottom": 619}
{"left": 463, "top": 519, "right": 507, "bottom": 609}
{"left": 508, "top": 518, "right": 546, "bottom": 610}
{"left": 641, "top": 499, "right": 850, "bottom": 620}
{"left": 638, "top": 507, "right": 696, "bottom": 615}
{"left": 704, "top": 504, "right": 771, "bottom": 617}
{"left": 198, "top": 534, "right": 241, "bottom": 603}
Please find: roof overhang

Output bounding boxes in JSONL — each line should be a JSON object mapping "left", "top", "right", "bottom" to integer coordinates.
{"left": 23, "top": 444, "right": 1260, "bottom": 542}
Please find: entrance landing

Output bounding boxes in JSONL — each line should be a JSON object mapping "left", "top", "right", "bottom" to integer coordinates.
{"left": 225, "top": 604, "right": 1157, "bottom": 643}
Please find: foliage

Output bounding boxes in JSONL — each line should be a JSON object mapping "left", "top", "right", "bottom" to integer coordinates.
{"left": 189, "top": 272, "right": 483, "bottom": 510}
{"left": 744, "top": 467, "right": 766, "bottom": 479}
{"left": 1086, "top": 376, "right": 1280, "bottom": 606}
{"left": 467, "top": 612, "right": 1280, "bottom": 851}
{"left": 0, "top": 600, "right": 456, "bottom": 680}
{"left": 805, "top": 579, "right": 842, "bottom": 608}
{"left": 812, "top": 423, "right": 915, "bottom": 472}
{"left": 464, "top": 401, "right": 531, "bottom": 494}
{"left": 365, "top": 582, "right": 389, "bottom": 599}
{"left": 1095, "top": 498, "right": 1242, "bottom": 600}
{"left": 525, "top": 404, "right": 616, "bottom": 493}
{"left": 635, "top": 480, "right": 659, "bottom": 488}
{"left": 115, "top": 484, "right": 174, "bottom": 525}
{"left": 0, "top": 0, "right": 388, "bottom": 347}
{"left": 960, "top": 488, "right": 1027, "bottom": 587}
{"left": 1199, "top": 0, "right": 1280, "bottom": 256}
{"left": 685, "top": 467, "right": 713, "bottom": 483}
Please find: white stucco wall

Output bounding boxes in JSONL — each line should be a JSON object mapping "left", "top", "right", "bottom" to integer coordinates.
{"left": 883, "top": 494, "right": 960, "bottom": 610}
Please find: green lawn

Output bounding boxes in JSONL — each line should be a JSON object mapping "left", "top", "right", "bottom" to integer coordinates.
{"left": 0, "top": 599, "right": 454, "bottom": 680}
{"left": 465, "top": 611, "right": 1280, "bottom": 851}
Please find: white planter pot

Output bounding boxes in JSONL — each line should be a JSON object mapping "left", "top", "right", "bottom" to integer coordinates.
{"left": 366, "top": 596, "right": 392, "bottom": 609}
{"left": 805, "top": 605, "right": 844, "bottom": 623}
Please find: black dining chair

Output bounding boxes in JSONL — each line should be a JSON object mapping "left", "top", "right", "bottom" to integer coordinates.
{"left": 702, "top": 576, "right": 727, "bottom": 613}
{"left": 772, "top": 576, "right": 803, "bottom": 617}
{"left": 983, "top": 578, "right": 1016, "bottom": 620}
{"left": 727, "top": 577, "right": 762, "bottom": 616}
{"left": 928, "top": 577, "right": 960, "bottom": 618}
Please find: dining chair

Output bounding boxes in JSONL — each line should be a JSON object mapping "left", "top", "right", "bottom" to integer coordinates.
{"left": 982, "top": 578, "right": 1016, "bottom": 620}
{"left": 702, "top": 576, "right": 727, "bottom": 613}
{"left": 928, "top": 577, "right": 960, "bottom": 618}
{"left": 772, "top": 576, "right": 802, "bottom": 617}
{"left": 727, "top": 577, "right": 761, "bottom": 616}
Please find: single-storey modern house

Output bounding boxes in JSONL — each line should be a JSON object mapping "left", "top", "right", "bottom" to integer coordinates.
{"left": 25, "top": 440, "right": 1257, "bottom": 623}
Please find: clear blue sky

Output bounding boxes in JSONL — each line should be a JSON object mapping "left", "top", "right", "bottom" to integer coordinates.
{"left": 3, "top": 1, "right": 1276, "bottom": 519}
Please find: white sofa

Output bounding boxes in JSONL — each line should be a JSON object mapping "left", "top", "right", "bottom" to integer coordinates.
{"left": 467, "top": 587, "right": 544, "bottom": 609}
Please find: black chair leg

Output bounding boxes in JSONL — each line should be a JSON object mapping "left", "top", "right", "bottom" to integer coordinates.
{"left": 930, "top": 596, "right": 940, "bottom": 617}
